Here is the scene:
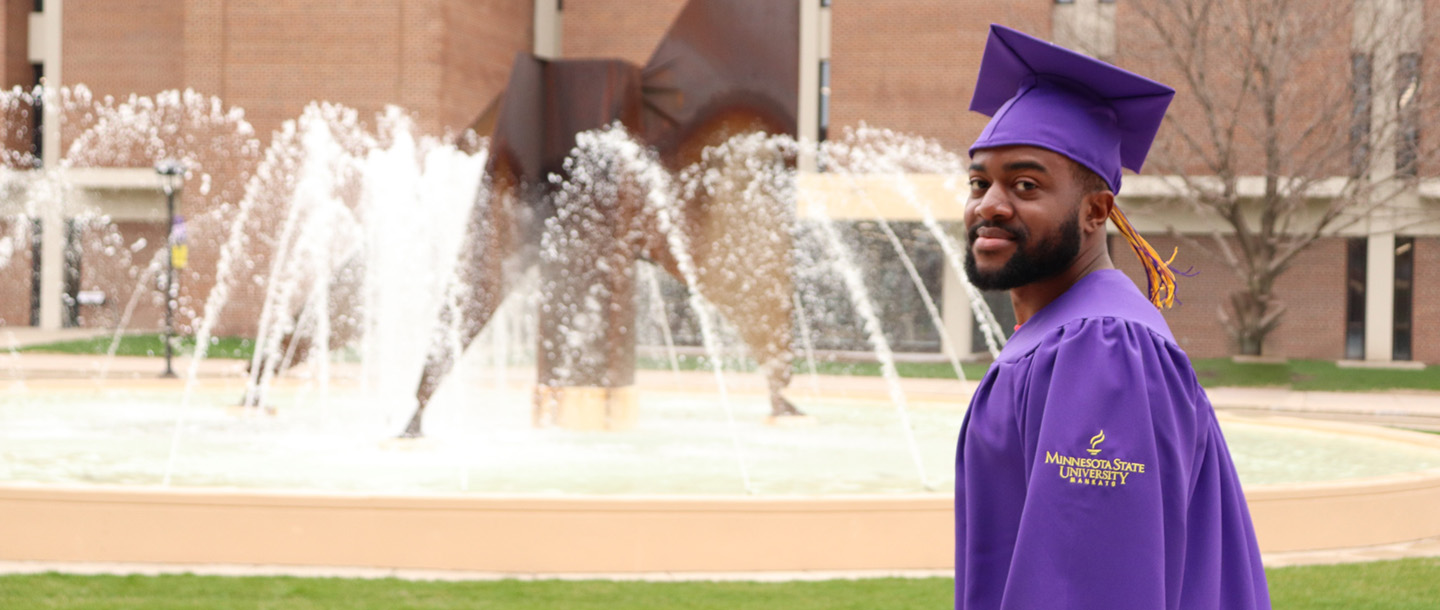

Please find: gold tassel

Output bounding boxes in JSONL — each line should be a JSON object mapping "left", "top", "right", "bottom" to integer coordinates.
{"left": 1109, "top": 207, "right": 1177, "bottom": 309}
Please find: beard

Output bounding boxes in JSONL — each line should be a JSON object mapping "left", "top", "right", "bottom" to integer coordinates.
{"left": 964, "top": 207, "right": 1082, "bottom": 291}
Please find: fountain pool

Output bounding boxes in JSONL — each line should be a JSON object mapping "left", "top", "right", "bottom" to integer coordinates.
{"left": 3, "top": 371, "right": 1440, "bottom": 573}
{"left": 4, "top": 375, "right": 1440, "bottom": 494}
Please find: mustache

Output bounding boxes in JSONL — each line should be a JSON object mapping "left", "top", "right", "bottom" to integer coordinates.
{"left": 967, "top": 220, "right": 1028, "bottom": 244}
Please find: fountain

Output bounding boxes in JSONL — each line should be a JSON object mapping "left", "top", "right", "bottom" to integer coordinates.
{"left": 231, "top": 0, "right": 810, "bottom": 437}
{"left": 1, "top": 0, "right": 1439, "bottom": 576}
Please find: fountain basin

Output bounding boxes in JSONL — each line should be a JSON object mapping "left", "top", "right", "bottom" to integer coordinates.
{"left": 3, "top": 375, "right": 1440, "bottom": 572}
{"left": 1237, "top": 416, "right": 1440, "bottom": 554}
{"left": 0, "top": 485, "right": 952, "bottom": 573}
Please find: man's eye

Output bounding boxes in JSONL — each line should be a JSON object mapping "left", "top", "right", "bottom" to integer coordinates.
{"left": 969, "top": 178, "right": 990, "bottom": 191}
{"left": 1014, "top": 179, "right": 1038, "bottom": 192}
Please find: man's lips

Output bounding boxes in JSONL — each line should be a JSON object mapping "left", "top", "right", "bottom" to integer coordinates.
{"left": 971, "top": 226, "right": 1017, "bottom": 252}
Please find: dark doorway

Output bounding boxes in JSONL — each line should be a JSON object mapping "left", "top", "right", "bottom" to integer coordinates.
{"left": 1344, "top": 237, "right": 1366, "bottom": 359}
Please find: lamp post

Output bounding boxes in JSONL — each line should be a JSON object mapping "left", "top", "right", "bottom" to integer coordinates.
{"left": 156, "top": 160, "right": 185, "bottom": 378}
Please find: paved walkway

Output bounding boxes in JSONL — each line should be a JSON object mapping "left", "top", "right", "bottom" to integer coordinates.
{"left": 1262, "top": 535, "right": 1440, "bottom": 568}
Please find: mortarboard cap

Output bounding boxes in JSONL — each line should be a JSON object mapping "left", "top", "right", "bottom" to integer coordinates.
{"left": 968, "top": 24, "right": 1174, "bottom": 193}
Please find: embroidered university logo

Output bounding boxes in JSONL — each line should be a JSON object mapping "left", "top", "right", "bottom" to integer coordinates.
{"left": 1044, "top": 431, "right": 1148, "bottom": 488}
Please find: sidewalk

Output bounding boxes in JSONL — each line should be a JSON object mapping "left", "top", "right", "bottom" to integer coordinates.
{"left": 1206, "top": 386, "right": 1440, "bottom": 431}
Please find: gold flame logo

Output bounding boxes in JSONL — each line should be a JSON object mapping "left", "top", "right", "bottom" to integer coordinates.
{"left": 1087, "top": 430, "right": 1105, "bottom": 455}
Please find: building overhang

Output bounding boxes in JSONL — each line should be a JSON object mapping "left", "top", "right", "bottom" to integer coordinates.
{"left": 797, "top": 172, "right": 1440, "bottom": 237}
{"left": 0, "top": 167, "right": 168, "bottom": 222}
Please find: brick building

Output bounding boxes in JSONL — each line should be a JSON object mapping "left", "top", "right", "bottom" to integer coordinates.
{"left": 0, "top": 0, "right": 1436, "bottom": 364}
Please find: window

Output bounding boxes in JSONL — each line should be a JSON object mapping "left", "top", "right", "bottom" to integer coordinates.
{"left": 1345, "top": 237, "right": 1367, "bottom": 359}
{"left": 63, "top": 219, "right": 82, "bottom": 327}
{"left": 1393, "top": 237, "right": 1414, "bottom": 360}
{"left": 818, "top": 59, "right": 830, "bottom": 143}
{"left": 1397, "top": 53, "right": 1420, "bottom": 178}
{"left": 1350, "top": 53, "right": 1373, "bottom": 178}
{"left": 29, "top": 219, "right": 41, "bottom": 327}
{"left": 30, "top": 63, "right": 42, "bottom": 167}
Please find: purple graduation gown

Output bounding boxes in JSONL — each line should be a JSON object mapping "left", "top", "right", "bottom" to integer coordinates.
{"left": 955, "top": 269, "right": 1270, "bottom": 609}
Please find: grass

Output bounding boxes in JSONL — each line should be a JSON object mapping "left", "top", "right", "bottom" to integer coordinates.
{"left": 18, "top": 334, "right": 255, "bottom": 360}
{"left": 1190, "top": 358, "right": 1440, "bottom": 392}
{"left": 0, "top": 574, "right": 949, "bottom": 610}
{"left": 1266, "top": 557, "right": 1440, "bottom": 609}
{"left": 0, "top": 558, "right": 1436, "bottom": 609}
{"left": 20, "top": 335, "right": 1440, "bottom": 392}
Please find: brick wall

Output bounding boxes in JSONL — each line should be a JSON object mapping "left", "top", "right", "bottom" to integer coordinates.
{"left": 65, "top": 0, "right": 184, "bottom": 99}
{"left": 440, "top": 0, "right": 531, "bottom": 134}
{"left": 1411, "top": 237, "right": 1440, "bottom": 363}
{"left": 9, "top": 0, "right": 1429, "bottom": 360}
{"left": 220, "top": 1, "right": 405, "bottom": 140}
{"left": 562, "top": 0, "right": 686, "bottom": 65}
{"left": 2, "top": 0, "right": 34, "bottom": 162}
{"left": 3, "top": 0, "right": 29, "bottom": 89}
{"left": 829, "top": 1, "right": 1049, "bottom": 153}
{"left": 1115, "top": 0, "right": 1358, "bottom": 179}
{"left": 29, "top": 0, "right": 528, "bottom": 340}
{"left": 1412, "top": 1, "right": 1440, "bottom": 179}
{"left": 1111, "top": 234, "right": 1346, "bottom": 360}
{"left": 1266, "top": 237, "right": 1347, "bottom": 360}
{"left": 0, "top": 219, "right": 34, "bottom": 327}
{"left": 74, "top": 220, "right": 168, "bottom": 331}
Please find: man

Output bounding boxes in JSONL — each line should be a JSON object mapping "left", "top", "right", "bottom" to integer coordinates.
{"left": 954, "top": 25, "right": 1270, "bottom": 609}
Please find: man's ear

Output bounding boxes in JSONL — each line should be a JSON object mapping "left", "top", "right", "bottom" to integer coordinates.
{"left": 1081, "top": 190, "right": 1114, "bottom": 235}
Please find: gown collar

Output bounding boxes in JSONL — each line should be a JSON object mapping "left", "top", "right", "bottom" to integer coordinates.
{"left": 997, "top": 269, "right": 1174, "bottom": 363}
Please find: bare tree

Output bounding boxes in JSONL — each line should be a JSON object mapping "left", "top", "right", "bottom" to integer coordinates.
{"left": 1130, "top": 0, "right": 1439, "bottom": 355}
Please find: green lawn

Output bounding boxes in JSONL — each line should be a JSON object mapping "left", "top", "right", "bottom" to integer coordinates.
{"left": 21, "top": 335, "right": 1440, "bottom": 393}
{"left": 0, "top": 558, "right": 1436, "bottom": 609}
{"left": 18, "top": 334, "right": 255, "bottom": 360}
{"left": 1267, "top": 557, "right": 1440, "bottom": 609}
{"left": 1189, "top": 358, "right": 1440, "bottom": 392}
{"left": 0, "top": 574, "right": 945, "bottom": 610}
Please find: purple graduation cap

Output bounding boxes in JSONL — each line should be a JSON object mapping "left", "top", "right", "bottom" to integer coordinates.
{"left": 968, "top": 24, "right": 1174, "bottom": 194}
{"left": 968, "top": 24, "right": 1182, "bottom": 308}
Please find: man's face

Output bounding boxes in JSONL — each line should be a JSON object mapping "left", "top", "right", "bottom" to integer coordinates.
{"left": 963, "top": 146, "right": 1086, "bottom": 291}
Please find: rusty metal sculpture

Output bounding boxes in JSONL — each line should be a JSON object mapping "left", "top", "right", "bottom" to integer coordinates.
{"left": 398, "top": 0, "right": 803, "bottom": 436}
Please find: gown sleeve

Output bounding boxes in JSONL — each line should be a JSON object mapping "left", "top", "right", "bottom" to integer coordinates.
{"left": 998, "top": 316, "right": 1205, "bottom": 610}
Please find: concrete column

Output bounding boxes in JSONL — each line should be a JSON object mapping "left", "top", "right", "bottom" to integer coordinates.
{"left": 1354, "top": 0, "right": 1422, "bottom": 361}
{"left": 796, "top": 0, "right": 822, "bottom": 171}
{"left": 533, "top": 0, "right": 561, "bottom": 59}
{"left": 1364, "top": 232, "right": 1396, "bottom": 361}
{"left": 37, "top": 0, "right": 63, "bottom": 330}
{"left": 940, "top": 256, "right": 974, "bottom": 359}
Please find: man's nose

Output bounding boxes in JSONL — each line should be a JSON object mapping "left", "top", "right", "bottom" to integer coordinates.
{"left": 973, "top": 186, "right": 1013, "bottom": 222}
